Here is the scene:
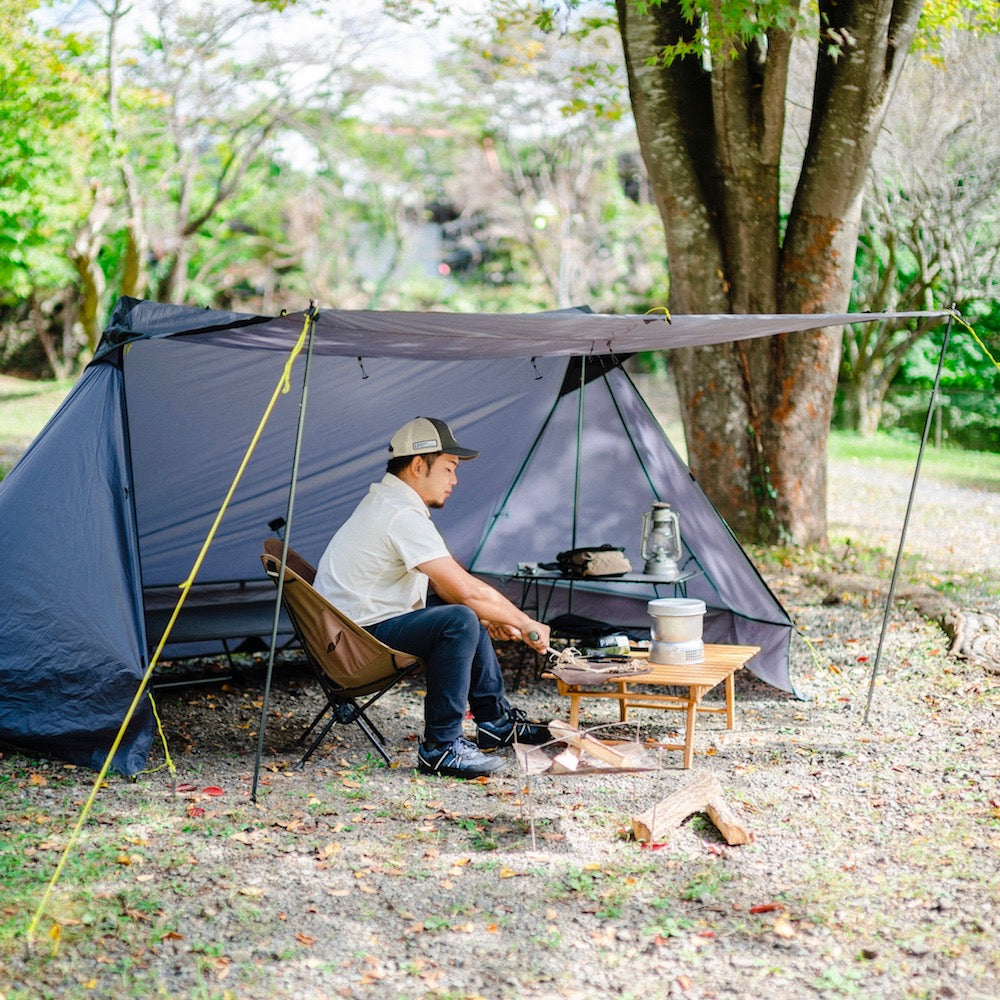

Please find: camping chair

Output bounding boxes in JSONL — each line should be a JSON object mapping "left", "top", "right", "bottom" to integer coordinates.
{"left": 261, "top": 539, "right": 423, "bottom": 766}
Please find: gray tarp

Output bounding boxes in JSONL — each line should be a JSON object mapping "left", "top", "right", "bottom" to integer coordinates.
{"left": 0, "top": 297, "right": 949, "bottom": 772}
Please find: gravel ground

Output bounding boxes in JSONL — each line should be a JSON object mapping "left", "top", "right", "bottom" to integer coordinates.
{"left": 2, "top": 459, "right": 998, "bottom": 1000}
{"left": 827, "top": 459, "right": 1000, "bottom": 582}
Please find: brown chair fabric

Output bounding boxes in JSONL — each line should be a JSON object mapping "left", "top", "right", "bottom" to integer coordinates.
{"left": 262, "top": 538, "right": 420, "bottom": 690}
{"left": 261, "top": 539, "right": 423, "bottom": 763}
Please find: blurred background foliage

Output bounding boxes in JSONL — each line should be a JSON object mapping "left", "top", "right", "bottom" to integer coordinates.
{"left": 0, "top": 0, "right": 996, "bottom": 452}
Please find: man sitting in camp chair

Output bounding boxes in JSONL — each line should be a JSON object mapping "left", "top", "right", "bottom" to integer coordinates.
{"left": 314, "top": 416, "right": 552, "bottom": 779}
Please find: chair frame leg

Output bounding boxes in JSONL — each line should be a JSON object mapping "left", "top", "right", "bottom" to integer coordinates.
{"left": 296, "top": 698, "right": 393, "bottom": 768}
{"left": 295, "top": 665, "right": 419, "bottom": 768}
{"left": 296, "top": 703, "right": 332, "bottom": 747}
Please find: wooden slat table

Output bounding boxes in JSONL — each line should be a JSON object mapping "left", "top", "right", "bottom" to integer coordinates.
{"left": 547, "top": 644, "right": 761, "bottom": 768}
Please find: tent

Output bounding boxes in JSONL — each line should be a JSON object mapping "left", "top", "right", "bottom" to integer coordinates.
{"left": 0, "top": 297, "right": 947, "bottom": 774}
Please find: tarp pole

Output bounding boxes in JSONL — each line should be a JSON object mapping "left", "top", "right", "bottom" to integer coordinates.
{"left": 571, "top": 357, "right": 585, "bottom": 550}
{"left": 863, "top": 313, "right": 953, "bottom": 724}
{"left": 251, "top": 305, "right": 319, "bottom": 802}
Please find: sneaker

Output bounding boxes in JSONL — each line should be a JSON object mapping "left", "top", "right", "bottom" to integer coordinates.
{"left": 476, "top": 708, "right": 552, "bottom": 749}
{"left": 417, "top": 736, "right": 507, "bottom": 778}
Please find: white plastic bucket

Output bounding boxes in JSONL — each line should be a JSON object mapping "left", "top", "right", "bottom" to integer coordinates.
{"left": 647, "top": 598, "right": 706, "bottom": 643}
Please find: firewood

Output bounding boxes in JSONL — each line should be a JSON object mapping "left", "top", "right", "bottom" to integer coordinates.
{"left": 549, "top": 748, "right": 583, "bottom": 773}
{"left": 547, "top": 720, "right": 628, "bottom": 768}
{"left": 705, "top": 794, "right": 754, "bottom": 845}
{"left": 632, "top": 772, "right": 753, "bottom": 845}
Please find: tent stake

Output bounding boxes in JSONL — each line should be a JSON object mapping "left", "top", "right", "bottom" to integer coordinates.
{"left": 252, "top": 305, "right": 319, "bottom": 802}
{"left": 862, "top": 313, "right": 953, "bottom": 725}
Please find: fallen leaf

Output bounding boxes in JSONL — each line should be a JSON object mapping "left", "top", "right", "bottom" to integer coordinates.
{"left": 295, "top": 932, "right": 317, "bottom": 946}
{"left": 749, "top": 903, "right": 783, "bottom": 914}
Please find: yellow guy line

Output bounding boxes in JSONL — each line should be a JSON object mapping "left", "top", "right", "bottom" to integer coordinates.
{"left": 951, "top": 309, "right": 1000, "bottom": 374}
{"left": 25, "top": 307, "right": 317, "bottom": 950}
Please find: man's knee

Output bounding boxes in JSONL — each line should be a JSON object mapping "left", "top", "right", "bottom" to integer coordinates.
{"left": 440, "top": 604, "right": 481, "bottom": 637}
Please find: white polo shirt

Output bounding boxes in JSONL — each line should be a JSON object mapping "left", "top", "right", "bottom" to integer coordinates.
{"left": 314, "top": 473, "right": 450, "bottom": 626}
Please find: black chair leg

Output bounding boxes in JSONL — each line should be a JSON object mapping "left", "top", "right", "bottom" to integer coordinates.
{"left": 352, "top": 711, "right": 392, "bottom": 764}
{"left": 296, "top": 710, "right": 339, "bottom": 769}
{"left": 296, "top": 703, "right": 332, "bottom": 747}
{"left": 295, "top": 699, "right": 392, "bottom": 768}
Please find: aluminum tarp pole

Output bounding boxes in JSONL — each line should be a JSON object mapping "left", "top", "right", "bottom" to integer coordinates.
{"left": 863, "top": 313, "right": 954, "bottom": 724}
{"left": 571, "top": 357, "right": 585, "bottom": 550}
{"left": 252, "top": 305, "right": 319, "bottom": 802}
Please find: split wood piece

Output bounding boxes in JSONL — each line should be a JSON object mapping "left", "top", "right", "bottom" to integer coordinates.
{"left": 550, "top": 746, "right": 584, "bottom": 773}
{"left": 632, "top": 771, "right": 753, "bottom": 846}
{"left": 547, "top": 719, "right": 628, "bottom": 768}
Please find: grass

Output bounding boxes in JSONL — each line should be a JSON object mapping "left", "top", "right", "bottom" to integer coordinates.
{"left": 828, "top": 428, "right": 1000, "bottom": 492}
{"left": 0, "top": 375, "right": 74, "bottom": 446}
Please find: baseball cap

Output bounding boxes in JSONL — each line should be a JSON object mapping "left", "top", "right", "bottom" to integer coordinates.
{"left": 389, "top": 417, "right": 479, "bottom": 460}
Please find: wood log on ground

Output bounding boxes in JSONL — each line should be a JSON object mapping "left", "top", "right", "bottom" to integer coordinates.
{"left": 942, "top": 609, "right": 1000, "bottom": 672}
{"left": 632, "top": 772, "right": 753, "bottom": 846}
{"left": 808, "top": 571, "right": 1000, "bottom": 673}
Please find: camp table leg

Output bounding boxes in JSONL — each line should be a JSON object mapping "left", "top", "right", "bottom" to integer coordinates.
{"left": 725, "top": 671, "right": 737, "bottom": 729}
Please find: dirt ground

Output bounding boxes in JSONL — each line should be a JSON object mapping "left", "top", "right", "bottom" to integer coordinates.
{"left": 1, "top": 460, "right": 998, "bottom": 1000}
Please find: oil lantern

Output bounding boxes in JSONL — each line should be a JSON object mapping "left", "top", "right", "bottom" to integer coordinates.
{"left": 639, "top": 501, "right": 682, "bottom": 579}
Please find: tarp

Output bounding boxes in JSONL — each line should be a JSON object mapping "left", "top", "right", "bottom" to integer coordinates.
{"left": 0, "top": 297, "right": 949, "bottom": 773}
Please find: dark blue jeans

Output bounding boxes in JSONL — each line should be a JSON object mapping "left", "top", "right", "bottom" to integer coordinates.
{"left": 368, "top": 604, "right": 510, "bottom": 746}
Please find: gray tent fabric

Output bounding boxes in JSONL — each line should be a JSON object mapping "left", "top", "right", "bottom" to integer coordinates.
{"left": 0, "top": 297, "right": 949, "bottom": 773}
{"left": 467, "top": 360, "right": 792, "bottom": 676}
{"left": 0, "top": 360, "right": 152, "bottom": 774}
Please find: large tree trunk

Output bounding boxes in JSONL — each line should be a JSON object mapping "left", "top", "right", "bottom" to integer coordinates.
{"left": 617, "top": 0, "right": 924, "bottom": 544}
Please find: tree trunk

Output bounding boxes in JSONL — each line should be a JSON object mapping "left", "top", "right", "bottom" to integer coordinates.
{"left": 30, "top": 296, "right": 71, "bottom": 381}
{"left": 618, "top": 0, "right": 924, "bottom": 544}
{"left": 843, "top": 375, "right": 884, "bottom": 437}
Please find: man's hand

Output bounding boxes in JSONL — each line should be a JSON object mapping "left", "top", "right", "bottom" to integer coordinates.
{"left": 521, "top": 621, "right": 550, "bottom": 653}
{"left": 419, "top": 556, "right": 549, "bottom": 652}
{"left": 481, "top": 620, "right": 521, "bottom": 642}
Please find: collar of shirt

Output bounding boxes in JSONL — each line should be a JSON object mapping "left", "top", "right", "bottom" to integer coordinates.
{"left": 373, "top": 471, "right": 431, "bottom": 518}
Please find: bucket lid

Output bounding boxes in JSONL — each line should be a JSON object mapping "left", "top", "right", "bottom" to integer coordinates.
{"left": 647, "top": 598, "right": 706, "bottom": 616}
